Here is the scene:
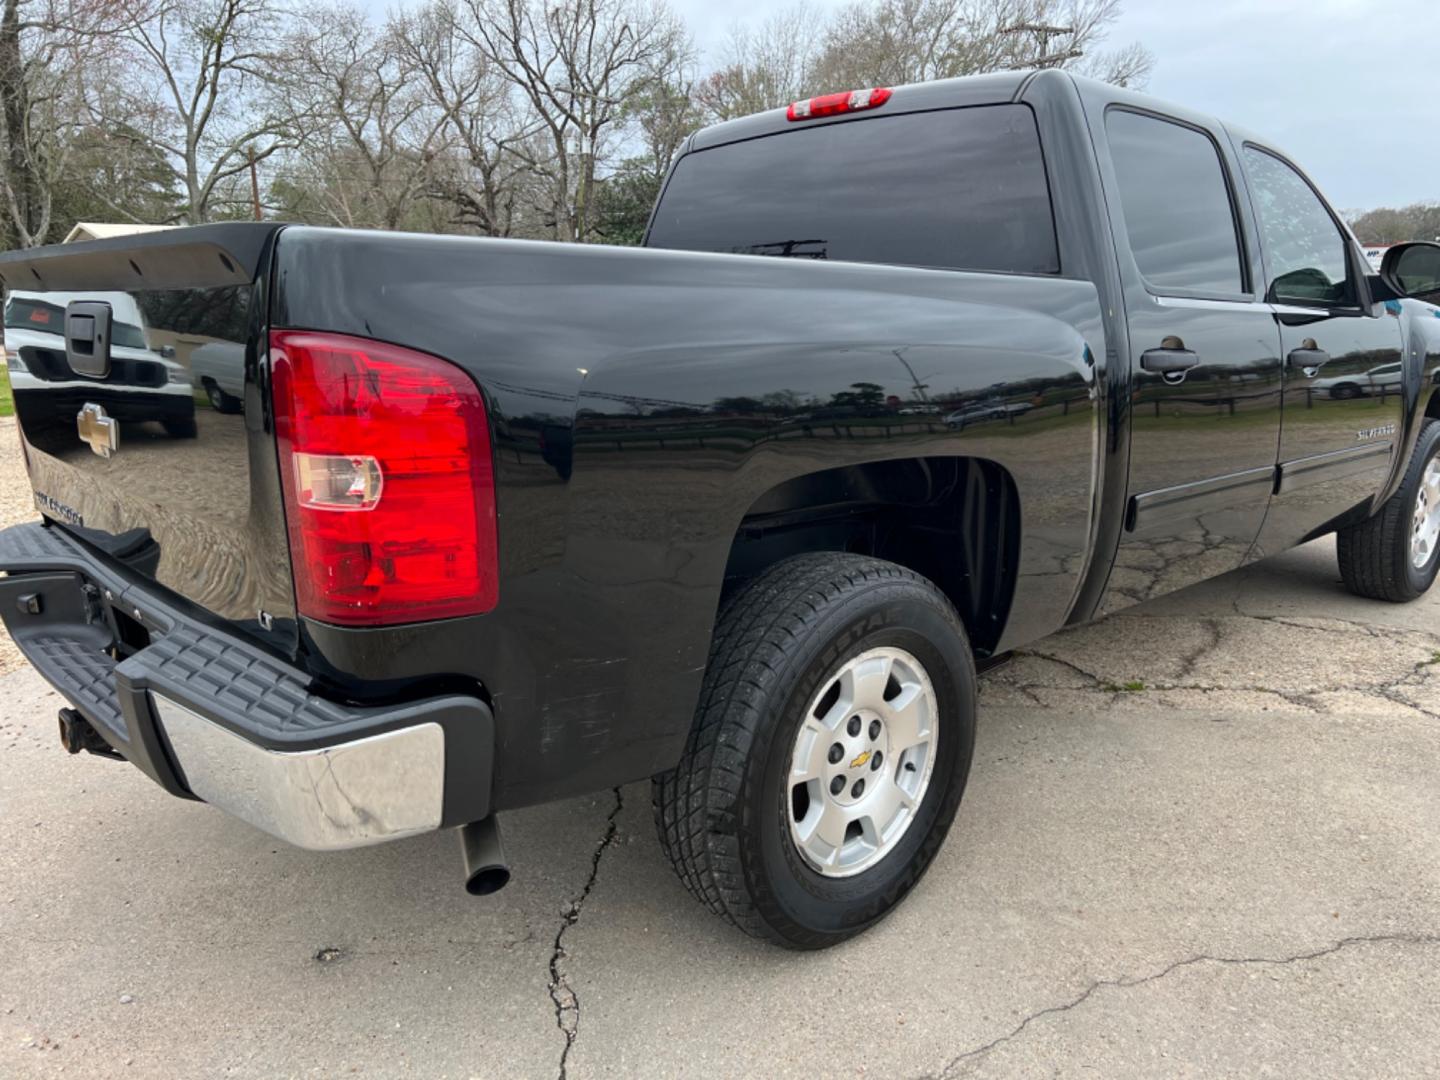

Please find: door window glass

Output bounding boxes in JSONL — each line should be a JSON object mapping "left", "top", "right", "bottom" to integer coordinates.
{"left": 1243, "top": 147, "right": 1353, "bottom": 307}
{"left": 1106, "top": 110, "right": 1244, "bottom": 296}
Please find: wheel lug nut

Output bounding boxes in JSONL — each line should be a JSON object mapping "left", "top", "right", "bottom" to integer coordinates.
{"left": 870, "top": 751, "right": 883, "bottom": 771}
{"left": 827, "top": 742, "right": 844, "bottom": 764}
{"left": 846, "top": 716, "right": 861, "bottom": 737}
{"left": 830, "top": 776, "right": 845, "bottom": 796}
{"left": 851, "top": 778, "right": 865, "bottom": 798}
{"left": 868, "top": 719, "right": 881, "bottom": 740}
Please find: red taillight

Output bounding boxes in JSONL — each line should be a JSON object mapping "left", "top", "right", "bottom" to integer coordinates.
{"left": 270, "top": 330, "right": 498, "bottom": 626}
{"left": 786, "top": 87, "right": 892, "bottom": 122}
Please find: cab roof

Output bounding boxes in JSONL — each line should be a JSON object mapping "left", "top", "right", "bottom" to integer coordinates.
{"left": 688, "top": 70, "right": 1037, "bottom": 153}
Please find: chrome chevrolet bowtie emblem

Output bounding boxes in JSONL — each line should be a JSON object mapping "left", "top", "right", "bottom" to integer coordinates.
{"left": 77, "top": 403, "right": 118, "bottom": 458}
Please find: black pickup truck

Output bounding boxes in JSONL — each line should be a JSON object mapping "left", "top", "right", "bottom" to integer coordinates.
{"left": 2, "top": 71, "right": 1439, "bottom": 949}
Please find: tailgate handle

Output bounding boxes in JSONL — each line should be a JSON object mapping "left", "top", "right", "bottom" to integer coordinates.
{"left": 64, "top": 300, "right": 112, "bottom": 378}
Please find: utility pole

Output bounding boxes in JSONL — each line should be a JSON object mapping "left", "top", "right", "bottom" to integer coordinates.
{"left": 1001, "top": 22, "right": 1082, "bottom": 69}
{"left": 248, "top": 146, "right": 261, "bottom": 221}
{"left": 892, "top": 348, "right": 934, "bottom": 404}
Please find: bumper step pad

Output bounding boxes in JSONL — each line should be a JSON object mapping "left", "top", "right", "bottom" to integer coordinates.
{"left": 0, "top": 521, "right": 495, "bottom": 830}
{"left": 27, "top": 632, "right": 126, "bottom": 741}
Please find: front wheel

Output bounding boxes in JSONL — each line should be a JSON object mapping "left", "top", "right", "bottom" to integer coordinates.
{"left": 1337, "top": 418, "right": 1440, "bottom": 602}
{"left": 653, "top": 553, "right": 976, "bottom": 949}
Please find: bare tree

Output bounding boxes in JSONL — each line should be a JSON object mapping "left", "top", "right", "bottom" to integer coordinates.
{"left": 0, "top": 0, "right": 1155, "bottom": 246}
{"left": 1073, "top": 38, "right": 1151, "bottom": 87}
{"left": 106, "top": 0, "right": 296, "bottom": 223}
{"left": 392, "top": 0, "right": 539, "bottom": 236}
{"left": 274, "top": 3, "right": 446, "bottom": 230}
{"left": 812, "top": 0, "right": 1152, "bottom": 94}
{"left": 694, "top": 5, "right": 817, "bottom": 122}
{"left": 0, "top": 0, "right": 61, "bottom": 245}
{"left": 626, "top": 66, "right": 699, "bottom": 182}
{"left": 461, "top": 0, "right": 688, "bottom": 242}
{"left": 0, "top": 0, "right": 125, "bottom": 246}
{"left": 1347, "top": 203, "right": 1440, "bottom": 245}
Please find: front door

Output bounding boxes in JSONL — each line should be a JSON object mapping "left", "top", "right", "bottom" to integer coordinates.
{"left": 1097, "top": 107, "right": 1284, "bottom": 613}
{"left": 1238, "top": 144, "right": 1406, "bottom": 555}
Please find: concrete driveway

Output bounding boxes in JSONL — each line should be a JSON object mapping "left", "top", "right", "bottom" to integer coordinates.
{"left": 1, "top": 433, "right": 1437, "bottom": 1075}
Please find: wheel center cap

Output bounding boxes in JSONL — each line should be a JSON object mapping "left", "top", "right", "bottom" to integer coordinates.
{"left": 828, "top": 710, "right": 888, "bottom": 806}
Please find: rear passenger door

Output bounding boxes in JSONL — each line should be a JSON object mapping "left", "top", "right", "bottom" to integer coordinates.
{"left": 1238, "top": 144, "right": 1405, "bottom": 555}
{"left": 1095, "top": 107, "right": 1283, "bottom": 612}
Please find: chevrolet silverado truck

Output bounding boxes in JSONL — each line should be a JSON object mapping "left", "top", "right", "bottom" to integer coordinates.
{"left": 2, "top": 71, "right": 1439, "bottom": 950}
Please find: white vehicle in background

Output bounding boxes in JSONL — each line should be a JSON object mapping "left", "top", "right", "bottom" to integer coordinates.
{"left": 3, "top": 290, "right": 197, "bottom": 438}
{"left": 1313, "top": 360, "right": 1405, "bottom": 400}
{"left": 1362, "top": 244, "right": 1392, "bottom": 272}
{"left": 188, "top": 340, "right": 245, "bottom": 413}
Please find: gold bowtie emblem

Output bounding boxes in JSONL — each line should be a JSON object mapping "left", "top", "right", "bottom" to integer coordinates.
{"left": 849, "top": 750, "right": 871, "bottom": 769}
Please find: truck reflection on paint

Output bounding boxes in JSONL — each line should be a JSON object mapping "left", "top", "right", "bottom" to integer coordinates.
{"left": 4, "top": 291, "right": 198, "bottom": 445}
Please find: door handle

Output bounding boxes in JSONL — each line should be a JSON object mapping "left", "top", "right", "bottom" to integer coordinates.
{"left": 1287, "top": 346, "right": 1330, "bottom": 373}
{"left": 1140, "top": 348, "right": 1201, "bottom": 375}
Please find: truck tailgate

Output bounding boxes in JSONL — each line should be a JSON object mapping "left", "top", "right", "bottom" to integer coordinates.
{"left": 0, "top": 224, "right": 295, "bottom": 646}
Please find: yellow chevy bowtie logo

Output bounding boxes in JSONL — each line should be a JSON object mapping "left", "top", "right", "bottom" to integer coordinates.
{"left": 849, "top": 750, "right": 871, "bottom": 769}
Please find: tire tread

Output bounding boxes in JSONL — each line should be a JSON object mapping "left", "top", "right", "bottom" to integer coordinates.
{"left": 1337, "top": 419, "right": 1440, "bottom": 602}
{"left": 652, "top": 552, "right": 968, "bottom": 946}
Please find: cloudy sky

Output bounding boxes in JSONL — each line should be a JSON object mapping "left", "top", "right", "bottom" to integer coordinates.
{"left": 369, "top": 0, "right": 1436, "bottom": 211}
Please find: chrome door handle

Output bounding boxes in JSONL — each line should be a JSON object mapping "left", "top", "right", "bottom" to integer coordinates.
{"left": 1140, "top": 348, "right": 1201, "bottom": 375}
{"left": 1287, "top": 347, "right": 1330, "bottom": 373}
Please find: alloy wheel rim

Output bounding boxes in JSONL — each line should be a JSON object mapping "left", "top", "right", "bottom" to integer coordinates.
{"left": 786, "top": 646, "right": 939, "bottom": 878}
{"left": 1413, "top": 457, "right": 1440, "bottom": 571}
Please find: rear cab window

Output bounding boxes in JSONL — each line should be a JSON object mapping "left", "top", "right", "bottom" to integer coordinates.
{"left": 647, "top": 104, "right": 1059, "bottom": 275}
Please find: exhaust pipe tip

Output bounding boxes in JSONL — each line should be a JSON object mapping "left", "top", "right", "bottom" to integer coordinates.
{"left": 58, "top": 707, "right": 87, "bottom": 754}
{"left": 465, "top": 864, "right": 512, "bottom": 896}
{"left": 459, "top": 816, "right": 510, "bottom": 896}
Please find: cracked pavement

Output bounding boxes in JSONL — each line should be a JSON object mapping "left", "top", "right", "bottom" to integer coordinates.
{"left": 2, "top": 533, "right": 1438, "bottom": 1077}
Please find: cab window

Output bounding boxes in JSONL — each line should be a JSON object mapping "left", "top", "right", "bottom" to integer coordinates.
{"left": 1243, "top": 146, "right": 1354, "bottom": 307}
{"left": 1106, "top": 110, "right": 1245, "bottom": 297}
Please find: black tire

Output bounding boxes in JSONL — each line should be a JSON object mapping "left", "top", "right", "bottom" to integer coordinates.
{"left": 652, "top": 553, "right": 977, "bottom": 949}
{"left": 162, "top": 416, "right": 198, "bottom": 439}
{"left": 1330, "top": 383, "right": 1362, "bottom": 400}
{"left": 1337, "top": 418, "right": 1440, "bottom": 602}
{"left": 204, "top": 379, "right": 242, "bottom": 414}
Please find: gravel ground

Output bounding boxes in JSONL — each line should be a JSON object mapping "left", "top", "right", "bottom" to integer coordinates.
{"left": 0, "top": 418, "right": 39, "bottom": 675}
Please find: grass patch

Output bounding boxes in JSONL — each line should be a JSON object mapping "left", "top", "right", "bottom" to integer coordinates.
{"left": 1104, "top": 679, "right": 1147, "bottom": 692}
{"left": 0, "top": 364, "right": 13, "bottom": 418}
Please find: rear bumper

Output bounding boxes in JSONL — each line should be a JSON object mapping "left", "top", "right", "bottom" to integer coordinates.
{"left": 0, "top": 522, "right": 493, "bottom": 849}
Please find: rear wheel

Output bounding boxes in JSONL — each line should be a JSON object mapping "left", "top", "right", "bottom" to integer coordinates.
{"left": 653, "top": 553, "right": 976, "bottom": 949}
{"left": 1337, "top": 419, "right": 1440, "bottom": 602}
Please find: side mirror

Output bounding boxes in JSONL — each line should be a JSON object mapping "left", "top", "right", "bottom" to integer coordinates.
{"left": 1376, "top": 240, "right": 1440, "bottom": 301}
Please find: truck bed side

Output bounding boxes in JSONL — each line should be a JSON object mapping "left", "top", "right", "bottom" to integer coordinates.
{"left": 271, "top": 229, "right": 1104, "bottom": 806}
